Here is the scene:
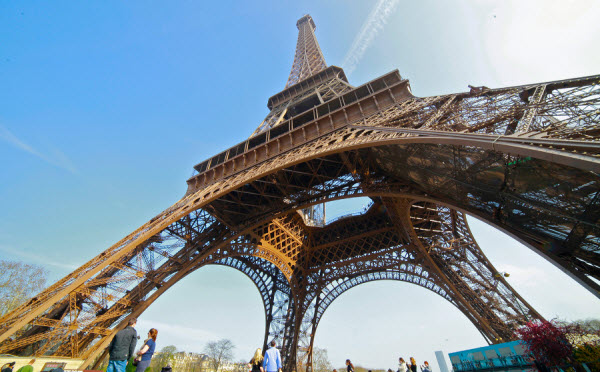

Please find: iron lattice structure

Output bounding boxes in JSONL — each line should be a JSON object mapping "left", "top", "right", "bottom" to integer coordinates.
{"left": 2, "top": 14, "right": 600, "bottom": 372}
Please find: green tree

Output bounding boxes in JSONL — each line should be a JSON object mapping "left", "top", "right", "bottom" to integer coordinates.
{"left": 204, "top": 339, "right": 235, "bottom": 372}
{"left": 151, "top": 345, "right": 178, "bottom": 371}
{"left": 0, "top": 260, "right": 48, "bottom": 316}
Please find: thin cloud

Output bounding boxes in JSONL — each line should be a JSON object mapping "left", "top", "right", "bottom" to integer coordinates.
{"left": 0, "top": 124, "right": 39, "bottom": 154}
{"left": 342, "top": 0, "right": 400, "bottom": 75}
{"left": 0, "top": 244, "right": 80, "bottom": 270}
{"left": 0, "top": 124, "right": 77, "bottom": 174}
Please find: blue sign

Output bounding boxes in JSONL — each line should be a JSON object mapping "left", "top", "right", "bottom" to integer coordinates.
{"left": 448, "top": 340, "right": 534, "bottom": 371}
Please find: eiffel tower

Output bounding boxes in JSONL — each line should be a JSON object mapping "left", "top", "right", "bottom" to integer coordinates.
{"left": 1, "top": 14, "right": 600, "bottom": 372}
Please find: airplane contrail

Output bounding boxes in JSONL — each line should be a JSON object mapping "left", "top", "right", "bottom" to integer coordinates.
{"left": 342, "top": 0, "right": 400, "bottom": 75}
{"left": 0, "top": 124, "right": 77, "bottom": 174}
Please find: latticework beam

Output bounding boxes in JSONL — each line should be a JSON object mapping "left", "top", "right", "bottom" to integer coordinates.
{"left": 1, "top": 14, "right": 599, "bottom": 372}
{"left": 286, "top": 15, "right": 327, "bottom": 89}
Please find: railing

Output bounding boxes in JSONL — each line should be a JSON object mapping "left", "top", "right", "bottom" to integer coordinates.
{"left": 189, "top": 71, "right": 403, "bottom": 177}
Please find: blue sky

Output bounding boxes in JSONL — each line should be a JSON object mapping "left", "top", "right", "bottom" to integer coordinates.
{"left": 1, "top": 0, "right": 600, "bottom": 370}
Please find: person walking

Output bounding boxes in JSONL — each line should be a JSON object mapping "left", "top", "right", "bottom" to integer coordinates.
{"left": 107, "top": 318, "right": 138, "bottom": 372}
{"left": 409, "top": 358, "right": 417, "bottom": 372}
{"left": 398, "top": 358, "right": 408, "bottom": 372}
{"left": 419, "top": 361, "right": 431, "bottom": 372}
{"left": 249, "top": 348, "right": 264, "bottom": 372}
{"left": 262, "top": 341, "right": 282, "bottom": 372}
{"left": 134, "top": 328, "right": 157, "bottom": 372}
{"left": 346, "top": 360, "right": 354, "bottom": 372}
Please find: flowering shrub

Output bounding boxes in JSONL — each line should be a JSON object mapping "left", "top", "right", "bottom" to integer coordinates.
{"left": 515, "top": 319, "right": 573, "bottom": 365}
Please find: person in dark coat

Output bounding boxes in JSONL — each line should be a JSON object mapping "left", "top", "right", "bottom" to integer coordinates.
{"left": 107, "top": 318, "right": 138, "bottom": 372}
{"left": 249, "top": 348, "right": 264, "bottom": 372}
{"left": 409, "top": 358, "right": 417, "bottom": 372}
{"left": 160, "top": 365, "right": 172, "bottom": 372}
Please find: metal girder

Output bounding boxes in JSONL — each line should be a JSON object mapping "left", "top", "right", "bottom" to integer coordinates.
{"left": 515, "top": 85, "right": 547, "bottom": 133}
{"left": 285, "top": 15, "right": 327, "bottom": 89}
{"left": 2, "top": 14, "right": 600, "bottom": 372}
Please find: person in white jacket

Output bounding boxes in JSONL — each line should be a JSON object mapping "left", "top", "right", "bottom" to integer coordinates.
{"left": 398, "top": 358, "right": 408, "bottom": 372}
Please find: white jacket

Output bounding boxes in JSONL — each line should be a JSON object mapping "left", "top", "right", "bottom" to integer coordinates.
{"left": 398, "top": 362, "right": 408, "bottom": 372}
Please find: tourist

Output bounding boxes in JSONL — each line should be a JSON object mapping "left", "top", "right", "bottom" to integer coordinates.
{"left": 134, "top": 328, "right": 157, "bottom": 372}
{"left": 419, "top": 361, "right": 431, "bottom": 372}
{"left": 346, "top": 359, "right": 354, "bottom": 372}
{"left": 262, "top": 341, "right": 282, "bottom": 372}
{"left": 409, "top": 358, "right": 417, "bottom": 372}
{"left": 249, "top": 348, "right": 264, "bottom": 372}
{"left": 398, "top": 358, "right": 408, "bottom": 372}
{"left": 106, "top": 318, "right": 138, "bottom": 372}
{"left": 1, "top": 362, "right": 15, "bottom": 372}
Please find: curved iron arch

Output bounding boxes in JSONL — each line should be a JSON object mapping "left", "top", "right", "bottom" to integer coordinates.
{"left": 204, "top": 140, "right": 600, "bottom": 296}
{"left": 207, "top": 255, "right": 291, "bottom": 350}
{"left": 312, "top": 269, "right": 453, "bottom": 327}
{"left": 5, "top": 133, "right": 593, "bottom": 343}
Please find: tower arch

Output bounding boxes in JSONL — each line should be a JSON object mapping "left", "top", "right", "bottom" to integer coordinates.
{"left": 1, "top": 14, "right": 598, "bottom": 372}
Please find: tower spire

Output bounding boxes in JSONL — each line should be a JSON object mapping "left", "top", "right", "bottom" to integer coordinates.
{"left": 285, "top": 15, "right": 327, "bottom": 88}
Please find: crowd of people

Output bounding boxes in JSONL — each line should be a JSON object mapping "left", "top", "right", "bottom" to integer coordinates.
{"left": 4, "top": 320, "right": 433, "bottom": 372}
{"left": 246, "top": 345, "right": 434, "bottom": 372}
{"left": 396, "top": 357, "right": 431, "bottom": 372}
{"left": 331, "top": 358, "right": 432, "bottom": 372}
